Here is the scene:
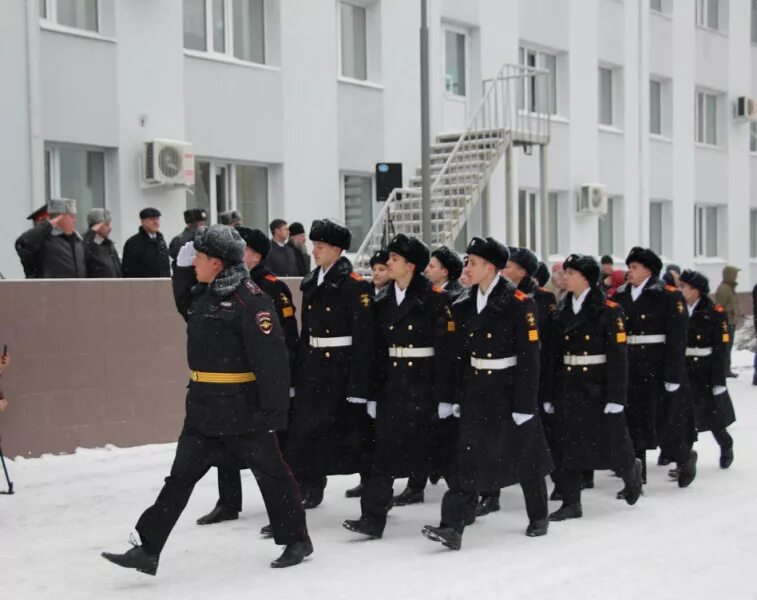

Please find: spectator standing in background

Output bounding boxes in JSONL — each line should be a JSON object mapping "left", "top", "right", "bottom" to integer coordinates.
{"left": 169, "top": 209, "right": 208, "bottom": 270}
{"left": 714, "top": 266, "right": 742, "bottom": 378}
{"left": 122, "top": 208, "right": 171, "bottom": 278}
{"left": 84, "top": 208, "right": 122, "bottom": 278}
{"left": 287, "top": 222, "right": 311, "bottom": 276}
{"left": 219, "top": 210, "right": 242, "bottom": 227}
{"left": 264, "top": 219, "right": 299, "bottom": 276}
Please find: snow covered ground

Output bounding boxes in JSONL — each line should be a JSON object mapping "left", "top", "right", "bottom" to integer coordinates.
{"left": 2, "top": 351, "right": 755, "bottom": 600}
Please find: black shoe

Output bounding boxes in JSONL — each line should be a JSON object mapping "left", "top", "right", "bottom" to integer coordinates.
{"left": 525, "top": 518, "right": 549, "bottom": 537}
{"left": 549, "top": 503, "right": 583, "bottom": 522}
{"left": 677, "top": 450, "right": 698, "bottom": 488}
{"left": 270, "top": 538, "right": 313, "bottom": 568}
{"left": 344, "top": 483, "right": 363, "bottom": 498}
{"left": 720, "top": 445, "right": 734, "bottom": 469}
{"left": 392, "top": 487, "right": 424, "bottom": 506}
{"left": 196, "top": 505, "right": 239, "bottom": 526}
{"left": 623, "top": 459, "right": 643, "bottom": 506}
{"left": 668, "top": 467, "right": 679, "bottom": 480}
{"left": 260, "top": 524, "right": 273, "bottom": 538}
{"left": 549, "top": 488, "right": 563, "bottom": 502}
{"left": 421, "top": 525, "right": 462, "bottom": 550}
{"left": 302, "top": 478, "right": 327, "bottom": 509}
{"left": 657, "top": 453, "right": 672, "bottom": 466}
{"left": 429, "top": 473, "right": 442, "bottom": 485}
{"left": 101, "top": 544, "right": 159, "bottom": 576}
{"left": 474, "top": 496, "right": 500, "bottom": 517}
{"left": 342, "top": 517, "right": 383, "bottom": 539}
{"left": 726, "top": 371, "right": 738, "bottom": 378}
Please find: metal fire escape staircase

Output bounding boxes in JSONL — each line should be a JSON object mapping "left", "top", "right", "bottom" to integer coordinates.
{"left": 353, "top": 63, "right": 552, "bottom": 275}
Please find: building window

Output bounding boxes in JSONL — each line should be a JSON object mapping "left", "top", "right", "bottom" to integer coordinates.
{"left": 650, "top": 0, "right": 663, "bottom": 11}
{"left": 445, "top": 30, "right": 467, "bottom": 96}
{"left": 694, "top": 205, "right": 721, "bottom": 258}
{"left": 650, "top": 79, "right": 661, "bottom": 134}
{"left": 518, "top": 47, "right": 557, "bottom": 115}
{"left": 40, "top": 0, "right": 99, "bottom": 32}
{"left": 752, "top": 0, "right": 757, "bottom": 44}
{"left": 518, "top": 190, "right": 538, "bottom": 251}
{"left": 696, "top": 0, "right": 720, "bottom": 30}
{"left": 188, "top": 160, "right": 268, "bottom": 226}
{"left": 340, "top": 2, "right": 367, "bottom": 81}
{"left": 548, "top": 192, "right": 560, "bottom": 255}
{"left": 343, "top": 174, "right": 373, "bottom": 252}
{"left": 598, "top": 67, "right": 613, "bottom": 126}
{"left": 750, "top": 122, "right": 757, "bottom": 152}
{"left": 650, "top": 200, "right": 672, "bottom": 257}
{"left": 183, "top": 0, "right": 265, "bottom": 64}
{"left": 45, "top": 145, "right": 106, "bottom": 231}
{"left": 695, "top": 91, "right": 718, "bottom": 145}
{"left": 751, "top": 209, "right": 757, "bottom": 258}
{"left": 598, "top": 197, "right": 623, "bottom": 257}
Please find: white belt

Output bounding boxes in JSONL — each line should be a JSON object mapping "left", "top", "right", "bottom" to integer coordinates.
{"left": 309, "top": 336, "right": 353, "bottom": 348}
{"left": 388, "top": 346, "right": 435, "bottom": 358}
{"left": 627, "top": 334, "right": 666, "bottom": 345}
{"left": 563, "top": 354, "right": 607, "bottom": 366}
{"left": 686, "top": 347, "right": 713, "bottom": 357}
{"left": 470, "top": 356, "right": 517, "bottom": 370}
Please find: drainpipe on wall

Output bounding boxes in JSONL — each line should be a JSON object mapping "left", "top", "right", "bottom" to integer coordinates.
{"left": 26, "top": 0, "right": 43, "bottom": 211}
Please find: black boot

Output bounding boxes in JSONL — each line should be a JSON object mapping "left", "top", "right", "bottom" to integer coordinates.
{"left": 270, "top": 538, "right": 313, "bottom": 568}
{"left": 345, "top": 483, "right": 363, "bottom": 498}
{"left": 657, "top": 452, "right": 671, "bottom": 466}
{"left": 196, "top": 505, "right": 239, "bottom": 525}
{"left": 667, "top": 467, "right": 679, "bottom": 480}
{"left": 549, "top": 503, "right": 582, "bottom": 522}
{"left": 101, "top": 544, "right": 159, "bottom": 576}
{"left": 622, "top": 459, "right": 643, "bottom": 506}
{"left": 525, "top": 518, "right": 549, "bottom": 537}
{"left": 581, "top": 471, "right": 595, "bottom": 490}
{"left": 720, "top": 444, "right": 734, "bottom": 469}
{"left": 342, "top": 517, "right": 383, "bottom": 539}
{"left": 421, "top": 525, "right": 462, "bottom": 550}
{"left": 677, "top": 450, "right": 698, "bottom": 488}
{"left": 474, "top": 495, "right": 500, "bottom": 517}
{"left": 549, "top": 487, "right": 563, "bottom": 502}
{"left": 302, "top": 477, "right": 327, "bottom": 509}
{"left": 392, "top": 486, "right": 424, "bottom": 506}
{"left": 260, "top": 524, "right": 273, "bottom": 538}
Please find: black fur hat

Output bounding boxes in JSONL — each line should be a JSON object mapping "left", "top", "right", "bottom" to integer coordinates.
{"left": 563, "top": 253, "right": 600, "bottom": 287}
{"left": 508, "top": 246, "right": 539, "bottom": 276}
{"left": 236, "top": 227, "right": 271, "bottom": 259}
{"left": 431, "top": 246, "right": 464, "bottom": 281}
{"left": 626, "top": 247, "right": 663, "bottom": 277}
{"left": 679, "top": 269, "right": 710, "bottom": 296}
{"left": 309, "top": 219, "right": 351, "bottom": 250}
{"left": 466, "top": 237, "right": 509, "bottom": 270}
{"left": 370, "top": 249, "right": 389, "bottom": 268}
{"left": 387, "top": 234, "right": 430, "bottom": 272}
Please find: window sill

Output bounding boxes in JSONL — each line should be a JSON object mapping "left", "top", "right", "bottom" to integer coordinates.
{"left": 39, "top": 20, "right": 115, "bottom": 44}
{"left": 518, "top": 110, "right": 568, "bottom": 124}
{"left": 694, "top": 257, "right": 727, "bottom": 265}
{"left": 598, "top": 125, "right": 624, "bottom": 136}
{"left": 650, "top": 134, "right": 673, "bottom": 144}
{"left": 695, "top": 25, "right": 728, "bottom": 38}
{"left": 650, "top": 10, "right": 672, "bottom": 21}
{"left": 337, "top": 76, "right": 384, "bottom": 91}
{"left": 444, "top": 92, "right": 468, "bottom": 103}
{"left": 695, "top": 142, "right": 727, "bottom": 153}
{"left": 183, "top": 49, "right": 281, "bottom": 73}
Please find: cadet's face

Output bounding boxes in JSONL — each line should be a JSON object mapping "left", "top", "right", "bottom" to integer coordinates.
{"left": 563, "top": 268, "right": 589, "bottom": 294}
{"left": 601, "top": 263, "right": 614, "bottom": 275}
{"left": 501, "top": 261, "right": 526, "bottom": 285}
{"left": 244, "top": 247, "right": 262, "bottom": 270}
{"left": 387, "top": 253, "right": 411, "bottom": 280}
{"left": 627, "top": 262, "right": 652, "bottom": 287}
{"left": 424, "top": 256, "right": 448, "bottom": 286}
{"left": 141, "top": 217, "right": 160, "bottom": 234}
{"left": 679, "top": 282, "right": 700, "bottom": 305}
{"left": 193, "top": 252, "right": 223, "bottom": 283}
{"left": 312, "top": 241, "right": 342, "bottom": 267}
{"left": 372, "top": 263, "right": 390, "bottom": 287}
{"left": 464, "top": 255, "right": 493, "bottom": 286}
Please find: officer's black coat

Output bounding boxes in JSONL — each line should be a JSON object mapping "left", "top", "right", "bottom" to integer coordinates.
{"left": 550, "top": 287, "right": 635, "bottom": 471}
{"left": 251, "top": 264, "right": 299, "bottom": 379}
{"left": 172, "top": 266, "right": 290, "bottom": 436}
{"left": 285, "top": 257, "right": 374, "bottom": 477}
{"left": 451, "top": 277, "right": 553, "bottom": 491}
{"left": 83, "top": 229, "right": 122, "bottom": 278}
{"left": 443, "top": 279, "right": 467, "bottom": 302}
{"left": 122, "top": 227, "right": 171, "bottom": 278}
{"left": 517, "top": 277, "right": 557, "bottom": 409}
{"left": 371, "top": 275, "right": 455, "bottom": 478}
{"left": 685, "top": 296, "right": 736, "bottom": 432}
{"left": 613, "top": 278, "right": 688, "bottom": 450}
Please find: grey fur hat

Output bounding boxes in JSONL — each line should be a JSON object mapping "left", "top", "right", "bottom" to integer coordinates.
{"left": 193, "top": 224, "right": 246, "bottom": 264}
{"left": 219, "top": 210, "right": 242, "bottom": 226}
{"left": 87, "top": 208, "right": 111, "bottom": 227}
{"left": 48, "top": 198, "right": 77, "bottom": 215}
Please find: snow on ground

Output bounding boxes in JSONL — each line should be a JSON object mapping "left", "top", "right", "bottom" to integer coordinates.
{"left": 1, "top": 352, "right": 755, "bottom": 600}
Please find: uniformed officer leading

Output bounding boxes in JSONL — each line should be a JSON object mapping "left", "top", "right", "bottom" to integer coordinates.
{"left": 101, "top": 225, "right": 311, "bottom": 574}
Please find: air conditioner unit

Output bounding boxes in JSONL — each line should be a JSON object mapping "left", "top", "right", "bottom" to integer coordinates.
{"left": 577, "top": 184, "right": 608, "bottom": 216}
{"left": 734, "top": 96, "right": 757, "bottom": 121}
{"left": 142, "top": 139, "right": 195, "bottom": 186}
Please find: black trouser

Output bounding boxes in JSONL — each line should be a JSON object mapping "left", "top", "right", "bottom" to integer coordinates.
{"left": 359, "top": 475, "right": 396, "bottom": 531}
{"left": 711, "top": 428, "right": 733, "bottom": 449}
{"left": 440, "top": 476, "right": 548, "bottom": 534}
{"left": 407, "top": 473, "right": 428, "bottom": 490}
{"left": 726, "top": 324, "right": 736, "bottom": 373}
{"left": 559, "top": 465, "right": 634, "bottom": 506}
{"left": 136, "top": 428, "right": 307, "bottom": 555}
{"left": 216, "top": 466, "right": 243, "bottom": 512}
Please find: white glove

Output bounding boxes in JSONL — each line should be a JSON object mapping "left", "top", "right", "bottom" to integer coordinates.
{"left": 289, "top": 387, "right": 295, "bottom": 398}
{"left": 512, "top": 413, "right": 534, "bottom": 426}
{"left": 543, "top": 402, "right": 555, "bottom": 414}
{"left": 604, "top": 403, "right": 624, "bottom": 414}
{"left": 176, "top": 241, "right": 197, "bottom": 267}
{"left": 438, "top": 403, "right": 454, "bottom": 419}
{"left": 713, "top": 385, "right": 727, "bottom": 396}
{"left": 348, "top": 397, "right": 368, "bottom": 404}
{"left": 367, "top": 401, "right": 377, "bottom": 419}
{"left": 664, "top": 382, "right": 680, "bottom": 393}
{"left": 452, "top": 404, "right": 461, "bottom": 418}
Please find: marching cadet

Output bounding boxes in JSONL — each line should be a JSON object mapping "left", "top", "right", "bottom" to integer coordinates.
{"left": 283, "top": 219, "right": 374, "bottom": 510}
{"left": 425, "top": 246, "right": 467, "bottom": 301}
{"left": 679, "top": 270, "right": 736, "bottom": 469}
{"left": 613, "top": 247, "right": 696, "bottom": 496}
{"left": 546, "top": 254, "right": 642, "bottom": 522}
{"left": 194, "top": 227, "right": 300, "bottom": 526}
{"left": 343, "top": 234, "right": 454, "bottom": 538}
{"left": 101, "top": 225, "right": 311, "bottom": 574}
{"left": 422, "top": 237, "right": 553, "bottom": 550}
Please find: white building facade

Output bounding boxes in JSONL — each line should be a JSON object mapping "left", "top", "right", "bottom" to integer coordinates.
{"left": 1, "top": 0, "right": 756, "bottom": 286}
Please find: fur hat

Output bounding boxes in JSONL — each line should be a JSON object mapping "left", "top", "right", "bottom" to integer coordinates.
{"left": 194, "top": 224, "right": 246, "bottom": 264}
{"left": 87, "top": 208, "right": 111, "bottom": 227}
{"left": 431, "top": 246, "right": 464, "bottom": 281}
{"left": 535, "top": 261, "right": 550, "bottom": 287}
{"left": 625, "top": 247, "right": 663, "bottom": 277}
{"left": 236, "top": 226, "right": 271, "bottom": 259}
{"left": 139, "top": 207, "right": 161, "bottom": 219}
{"left": 387, "top": 234, "right": 430, "bottom": 272}
{"left": 48, "top": 198, "right": 77, "bottom": 216}
{"left": 679, "top": 269, "right": 710, "bottom": 296}
{"left": 370, "top": 249, "right": 389, "bottom": 268}
{"left": 563, "top": 253, "right": 600, "bottom": 287}
{"left": 466, "top": 237, "right": 509, "bottom": 270}
{"left": 508, "top": 246, "right": 539, "bottom": 276}
{"left": 288, "top": 222, "right": 306, "bottom": 236}
{"left": 309, "top": 219, "right": 352, "bottom": 250}
{"left": 184, "top": 208, "right": 208, "bottom": 225}
{"left": 218, "top": 210, "right": 242, "bottom": 226}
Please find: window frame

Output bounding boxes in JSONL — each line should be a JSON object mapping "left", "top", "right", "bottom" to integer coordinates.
{"left": 341, "top": 171, "right": 375, "bottom": 253}
{"left": 338, "top": 1, "right": 368, "bottom": 82}
{"left": 518, "top": 45, "right": 558, "bottom": 117}
{"left": 750, "top": 122, "right": 757, "bottom": 153}
{"left": 752, "top": 0, "right": 757, "bottom": 45}
{"left": 598, "top": 196, "right": 624, "bottom": 258}
{"left": 598, "top": 66, "right": 614, "bottom": 127}
{"left": 750, "top": 208, "right": 757, "bottom": 258}
{"left": 649, "top": 199, "right": 672, "bottom": 258}
{"left": 693, "top": 204, "right": 722, "bottom": 258}
{"left": 695, "top": 90, "right": 718, "bottom": 146}
{"left": 40, "top": 0, "right": 101, "bottom": 34}
{"left": 443, "top": 25, "right": 469, "bottom": 99}
{"left": 696, "top": 0, "right": 722, "bottom": 32}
